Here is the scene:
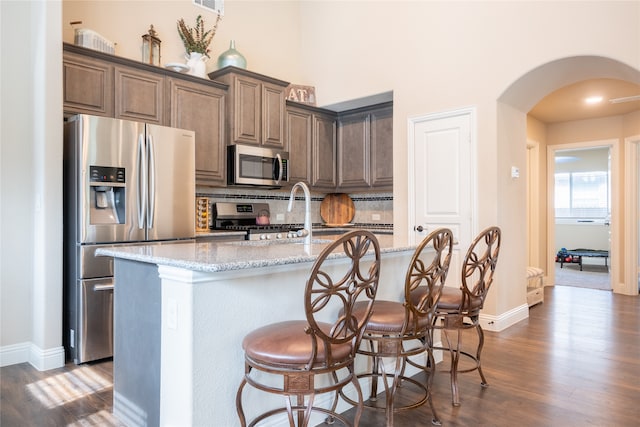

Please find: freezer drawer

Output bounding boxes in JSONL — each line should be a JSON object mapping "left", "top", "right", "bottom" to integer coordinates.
{"left": 79, "top": 244, "right": 114, "bottom": 279}
{"left": 75, "top": 278, "right": 114, "bottom": 363}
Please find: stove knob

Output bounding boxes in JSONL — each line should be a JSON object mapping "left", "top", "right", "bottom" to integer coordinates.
{"left": 265, "top": 234, "right": 272, "bottom": 240}
{"left": 276, "top": 233, "right": 283, "bottom": 239}
{"left": 260, "top": 234, "right": 267, "bottom": 240}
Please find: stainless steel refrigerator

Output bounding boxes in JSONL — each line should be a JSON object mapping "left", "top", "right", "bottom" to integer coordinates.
{"left": 63, "top": 114, "right": 195, "bottom": 364}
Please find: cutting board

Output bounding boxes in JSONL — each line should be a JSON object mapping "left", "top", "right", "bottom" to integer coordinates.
{"left": 320, "top": 193, "right": 355, "bottom": 226}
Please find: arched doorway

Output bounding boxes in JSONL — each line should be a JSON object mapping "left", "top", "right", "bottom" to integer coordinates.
{"left": 498, "top": 55, "right": 640, "bottom": 296}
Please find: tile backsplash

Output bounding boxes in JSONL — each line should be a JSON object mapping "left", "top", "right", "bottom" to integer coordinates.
{"left": 196, "top": 186, "right": 393, "bottom": 228}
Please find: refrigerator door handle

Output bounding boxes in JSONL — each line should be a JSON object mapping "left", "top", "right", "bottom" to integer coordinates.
{"left": 147, "top": 133, "right": 156, "bottom": 229}
{"left": 137, "top": 133, "right": 146, "bottom": 229}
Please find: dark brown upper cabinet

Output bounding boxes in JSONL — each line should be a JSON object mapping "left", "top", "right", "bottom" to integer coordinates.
{"left": 114, "top": 65, "right": 164, "bottom": 124}
{"left": 168, "top": 78, "right": 226, "bottom": 187}
{"left": 286, "top": 102, "right": 338, "bottom": 190}
{"left": 63, "top": 43, "right": 229, "bottom": 187}
{"left": 208, "top": 67, "right": 288, "bottom": 149}
{"left": 337, "top": 102, "right": 393, "bottom": 192}
{"left": 63, "top": 50, "right": 114, "bottom": 117}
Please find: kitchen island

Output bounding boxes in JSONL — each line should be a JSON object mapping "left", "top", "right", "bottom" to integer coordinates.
{"left": 98, "top": 235, "right": 422, "bottom": 427}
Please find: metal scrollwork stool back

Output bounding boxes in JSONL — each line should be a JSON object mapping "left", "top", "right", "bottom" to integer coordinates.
{"left": 236, "top": 230, "right": 381, "bottom": 426}
{"left": 431, "top": 226, "right": 501, "bottom": 406}
{"left": 344, "top": 228, "right": 454, "bottom": 426}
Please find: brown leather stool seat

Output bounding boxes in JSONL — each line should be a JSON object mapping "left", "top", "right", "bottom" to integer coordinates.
{"left": 243, "top": 320, "right": 353, "bottom": 367}
{"left": 353, "top": 300, "right": 432, "bottom": 335}
{"left": 435, "top": 286, "right": 483, "bottom": 312}
{"left": 236, "top": 230, "right": 381, "bottom": 427}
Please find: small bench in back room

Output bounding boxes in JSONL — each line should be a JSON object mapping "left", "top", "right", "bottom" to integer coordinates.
{"left": 526, "top": 266, "right": 544, "bottom": 307}
{"left": 559, "top": 249, "right": 609, "bottom": 271}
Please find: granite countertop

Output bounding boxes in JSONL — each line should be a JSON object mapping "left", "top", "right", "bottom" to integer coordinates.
{"left": 97, "top": 235, "right": 414, "bottom": 273}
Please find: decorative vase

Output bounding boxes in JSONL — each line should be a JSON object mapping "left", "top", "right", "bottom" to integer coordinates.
{"left": 217, "top": 40, "right": 247, "bottom": 69}
{"left": 186, "top": 52, "right": 207, "bottom": 78}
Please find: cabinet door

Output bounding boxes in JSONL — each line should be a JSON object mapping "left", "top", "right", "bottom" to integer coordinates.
{"left": 232, "top": 75, "right": 261, "bottom": 145}
{"left": 63, "top": 52, "right": 114, "bottom": 116}
{"left": 115, "top": 66, "right": 164, "bottom": 124}
{"left": 262, "top": 83, "right": 286, "bottom": 148}
{"left": 286, "top": 107, "right": 312, "bottom": 184}
{"left": 370, "top": 106, "right": 393, "bottom": 189}
{"left": 337, "top": 111, "right": 370, "bottom": 189}
{"left": 311, "top": 114, "right": 337, "bottom": 189}
{"left": 168, "top": 78, "right": 226, "bottom": 186}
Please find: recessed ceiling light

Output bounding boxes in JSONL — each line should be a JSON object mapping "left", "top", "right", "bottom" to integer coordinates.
{"left": 585, "top": 96, "right": 603, "bottom": 105}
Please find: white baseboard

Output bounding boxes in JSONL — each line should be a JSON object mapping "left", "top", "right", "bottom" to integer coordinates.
{"left": 0, "top": 342, "right": 30, "bottom": 367}
{"left": 479, "top": 303, "right": 530, "bottom": 332}
{"left": 0, "top": 342, "right": 65, "bottom": 371}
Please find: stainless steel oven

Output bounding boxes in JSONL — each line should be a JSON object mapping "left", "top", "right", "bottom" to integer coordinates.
{"left": 227, "top": 144, "right": 289, "bottom": 187}
{"left": 213, "top": 202, "right": 305, "bottom": 241}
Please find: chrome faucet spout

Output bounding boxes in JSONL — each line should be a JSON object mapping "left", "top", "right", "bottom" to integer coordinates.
{"left": 288, "top": 182, "right": 312, "bottom": 245}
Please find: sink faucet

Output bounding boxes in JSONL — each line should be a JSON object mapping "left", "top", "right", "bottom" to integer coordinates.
{"left": 288, "top": 181, "right": 312, "bottom": 245}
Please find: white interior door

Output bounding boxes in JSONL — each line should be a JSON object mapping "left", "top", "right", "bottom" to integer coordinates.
{"left": 409, "top": 108, "right": 475, "bottom": 286}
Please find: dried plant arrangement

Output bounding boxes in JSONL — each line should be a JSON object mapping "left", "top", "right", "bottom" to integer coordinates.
{"left": 177, "top": 14, "right": 221, "bottom": 58}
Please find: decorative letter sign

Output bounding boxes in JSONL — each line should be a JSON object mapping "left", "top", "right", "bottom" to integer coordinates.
{"left": 286, "top": 85, "right": 316, "bottom": 105}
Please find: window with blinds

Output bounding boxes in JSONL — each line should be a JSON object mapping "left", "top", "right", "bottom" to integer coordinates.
{"left": 555, "top": 171, "right": 610, "bottom": 218}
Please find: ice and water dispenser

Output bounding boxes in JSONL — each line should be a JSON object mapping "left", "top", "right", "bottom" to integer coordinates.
{"left": 89, "top": 165, "right": 125, "bottom": 224}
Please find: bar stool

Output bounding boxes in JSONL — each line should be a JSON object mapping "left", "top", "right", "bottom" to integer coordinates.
{"left": 346, "top": 228, "right": 454, "bottom": 426}
{"left": 432, "top": 226, "right": 501, "bottom": 406}
{"left": 235, "top": 230, "right": 381, "bottom": 427}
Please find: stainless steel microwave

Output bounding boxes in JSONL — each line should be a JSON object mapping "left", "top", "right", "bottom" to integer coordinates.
{"left": 227, "top": 144, "right": 289, "bottom": 187}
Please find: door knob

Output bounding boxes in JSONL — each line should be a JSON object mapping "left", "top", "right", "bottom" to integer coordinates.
{"left": 414, "top": 225, "right": 424, "bottom": 232}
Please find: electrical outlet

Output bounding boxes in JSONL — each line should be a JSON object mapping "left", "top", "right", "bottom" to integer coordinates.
{"left": 372, "top": 214, "right": 381, "bottom": 221}
{"left": 276, "top": 213, "right": 285, "bottom": 221}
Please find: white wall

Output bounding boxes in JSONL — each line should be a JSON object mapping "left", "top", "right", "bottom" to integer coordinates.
{"left": 295, "top": 1, "right": 640, "bottom": 317}
{"left": 62, "top": 1, "right": 305, "bottom": 83}
{"left": 556, "top": 223, "right": 610, "bottom": 254}
{"left": 1, "top": 0, "right": 64, "bottom": 369}
{"left": 1, "top": 1, "right": 35, "bottom": 356}
{"left": 2, "top": 0, "right": 639, "bottom": 368}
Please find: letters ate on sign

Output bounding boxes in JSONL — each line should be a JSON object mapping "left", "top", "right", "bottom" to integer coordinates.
{"left": 286, "top": 85, "right": 316, "bottom": 105}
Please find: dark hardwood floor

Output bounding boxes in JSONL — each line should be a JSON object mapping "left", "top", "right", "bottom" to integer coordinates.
{"left": 1, "top": 285, "right": 639, "bottom": 426}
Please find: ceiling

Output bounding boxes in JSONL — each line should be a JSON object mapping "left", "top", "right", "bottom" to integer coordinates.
{"left": 528, "top": 78, "right": 640, "bottom": 124}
